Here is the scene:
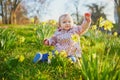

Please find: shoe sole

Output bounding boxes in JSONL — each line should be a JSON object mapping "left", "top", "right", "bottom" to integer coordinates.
{"left": 33, "top": 53, "right": 42, "bottom": 63}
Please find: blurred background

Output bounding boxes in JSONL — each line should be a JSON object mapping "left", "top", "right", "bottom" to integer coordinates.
{"left": 0, "top": 0, "right": 120, "bottom": 32}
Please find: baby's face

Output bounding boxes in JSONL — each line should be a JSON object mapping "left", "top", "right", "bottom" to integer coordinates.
{"left": 59, "top": 15, "right": 73, "bottom": 30}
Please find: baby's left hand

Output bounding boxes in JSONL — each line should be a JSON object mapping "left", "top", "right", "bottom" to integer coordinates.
{"left": 44, "top": 39, "right": 49, "bottom": 45}
{"left": 84, "top": 13, "right": 91, "bottom": 22}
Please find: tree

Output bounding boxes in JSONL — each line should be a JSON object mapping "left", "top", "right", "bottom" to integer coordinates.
{"left": 72, "top": 0, "right": 81, "bottom": 24}
{"left": 0, "top": 0, "right": 21, "bottom": 24}
{"left": 24, "top": 0, "right": 53, "bottom": 21}
{"left": 34, "top": 16, "right": 39, "bottom": 24}
{"left": 114, "top": 0, "right": 120, "bottom": 32}
{"left": 65, "top": 0, "right": 83, "bottom": 25}
{"left": 15, "top": 3, "right": 28, "bottom": 24}
{"left": 86, "top": 3, "right": 106, "bottom": 25}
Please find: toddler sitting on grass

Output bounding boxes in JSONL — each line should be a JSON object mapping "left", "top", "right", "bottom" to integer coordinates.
{"left": 33, "top": 13, "right": 91, "bottom": 63}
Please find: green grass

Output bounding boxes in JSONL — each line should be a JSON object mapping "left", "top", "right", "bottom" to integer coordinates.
{"left": 0, "top": 24, "right": 120, "bottom": 80}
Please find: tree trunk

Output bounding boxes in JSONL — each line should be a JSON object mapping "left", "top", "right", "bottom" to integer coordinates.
{"left": 0, "top": 1, "right": 4, "bottom": 24}
{"left": 117, "top": 5, "right": 120, "bottom": 34}
{"left": 10, "top": 10, "right": 16, "bottom": 24}
{"left": 0, "top": 0, "right": 21, "bottom": 24}
{"left": 114, "top": 0, "right": 120, "bottom": 34}
{"left": 4, "top": 2, "right": 8, "bottom": 24}
{"left": 117, "top": 7, "right": 120, "bottom": 21}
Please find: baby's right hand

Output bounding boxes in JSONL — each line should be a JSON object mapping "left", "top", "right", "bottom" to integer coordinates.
{"left": 44, "top": 39, "right": 49, "bottom": 45}
{"left": 84, "top": 13, "right": 91, "bottom": 22}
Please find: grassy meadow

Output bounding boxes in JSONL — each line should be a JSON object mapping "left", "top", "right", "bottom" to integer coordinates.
{"left": 0, "top": 23, "right": 120, "bottom": 80}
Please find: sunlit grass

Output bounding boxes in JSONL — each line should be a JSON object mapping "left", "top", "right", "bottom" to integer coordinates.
{"left": 0, "top": 24, "right": 120, "bottom": 80}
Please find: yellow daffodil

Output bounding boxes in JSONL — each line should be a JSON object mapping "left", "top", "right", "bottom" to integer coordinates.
{"left": 113, "top": 32, "right": 118, "bottom": 36}
{"left": 19, "top": 36, "right": 25, "bottom": 44}
{"left": 48, "top": 20, "right": 57, "bottom": 25}
{"left": 99, "top": 17, "right": 104, "bottom": 22}
{"left": 68, "top": 58, "right": 73, "bottom": 64}
{"left": 54, "top": 50, "right": 59, "bottom": 55}
{"left": 99, "top": 20, "right": 113, "bottom": 31}
{"left": 33, "top": 28, "right": 37, "bottom": 31}
{"left": 99, "top": 21, "right": 104, "bottom": 27}
{"left": 41, "top": 22, "right": 46, "bottom": 26}
{"left": 71, "top": 34, "right": 80, "bottom": 42}
{"left": 91, "top": 25, "right": 97, "bottom": 30}
{"left": 18, "top": 55, "right": 25, "bottom": 62}
{"left": 48, "top": 52, "right": 52, "bottom": 59}
{"left": 60, "top": 50, "right": 67, "bottom": 57}
{"left": 103, "top": 20, "right": 113, "bottom": 31}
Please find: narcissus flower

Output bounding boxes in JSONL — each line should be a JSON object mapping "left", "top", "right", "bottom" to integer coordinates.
{"left": 71, "top": 34, "right": 80, "bottom": 42}
{"left": 33, "top": 28, "right": 37, "bottom": 31}
{"left": 99, "top": 19, "right": 113, "bottom": 31}
{"left": 60, "top": 50, "right": 67, "bottom": 57}
{"left": 48, "top": 20, "right": 57, "bottom": 25}
{"left": 68, "top": 58, "right": 73, "bottom": 64}
{"left": 99, "top": 17, "right": 104, "bottom": 22}
{"left": 91, "top": 25, "right": 97, "bottom": 30}
{"left": 48, "top": 52, "right": 52, "bottom": 59}
{"left": 41, "top": 22, "right": 46, "bottom": 26}
{"left": 18, "top": 55, "right": 25, "bottom": 62}
{"left": 19, "top": 36, "right": 25, "bottom": 44}
{"left": 54, "top": 50, "right": 59, "bottom": 55}
{"left": 113, "top": 32, "right": 118, "bottom": 36}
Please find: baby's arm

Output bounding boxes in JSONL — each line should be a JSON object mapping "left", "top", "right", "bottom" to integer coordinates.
{"left": 77, "top": 13, "right": 91, "bottom": 35}
{"left": 44, "top": 35, "right": 57, "bottom": 46}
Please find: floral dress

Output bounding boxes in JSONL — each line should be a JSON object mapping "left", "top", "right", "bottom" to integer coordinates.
{"left": 48, "top": 20, "right": 91, "bottom": 57}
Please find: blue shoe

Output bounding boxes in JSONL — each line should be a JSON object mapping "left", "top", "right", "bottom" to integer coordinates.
{"left": 33, "top": 53, "right": 42, "bottom": 63}
{"left": 71, "top": 56, "right": 76, "bottom": 62}
{"left": 68, "top": 56, "right": 76, "bottom": 62}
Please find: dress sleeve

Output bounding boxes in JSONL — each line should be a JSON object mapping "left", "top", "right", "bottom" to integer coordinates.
{"left": 48, "top": 36, "right": 57, "bottom": 46}
{"left": 48, "top": 31, "right": 57, "bottom": 46}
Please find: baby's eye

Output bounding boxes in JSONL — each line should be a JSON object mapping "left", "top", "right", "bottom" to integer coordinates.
{"left": 68, "top": 21, "right": 71, "bottom": 23}
{"left": 63, "top": 21, "right": 66, "bottom": 23}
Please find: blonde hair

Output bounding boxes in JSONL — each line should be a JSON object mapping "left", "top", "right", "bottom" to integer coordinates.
{"left": 58, "top": 14, "right": 73, "bottom": 27}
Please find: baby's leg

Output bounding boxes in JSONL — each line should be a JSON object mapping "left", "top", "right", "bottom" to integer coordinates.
{"left": 68, "top": 56, "right": 76, "bottom": 62}
{"left": 33, "top": 52, "right": 48, "bottom": 63}
{"left": 33, "top": 50, "right": 55, "bottom": 63}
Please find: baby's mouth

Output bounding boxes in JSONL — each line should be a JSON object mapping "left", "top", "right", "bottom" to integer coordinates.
{"left": 66, "top": 26, "right": 70, "bottom": 28}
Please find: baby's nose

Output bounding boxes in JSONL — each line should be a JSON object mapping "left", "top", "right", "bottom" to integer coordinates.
{"left": 66, "top": 22, "right": 70, "bottom": 24}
